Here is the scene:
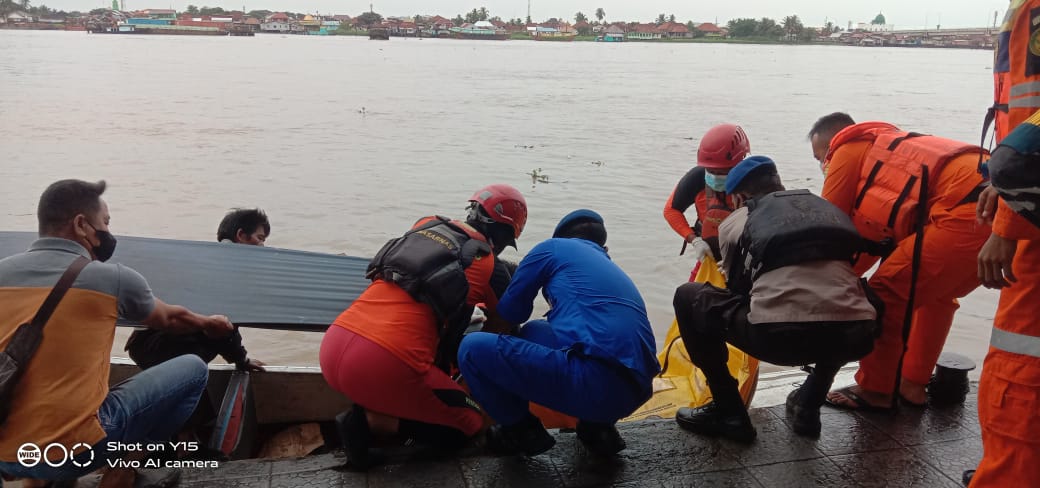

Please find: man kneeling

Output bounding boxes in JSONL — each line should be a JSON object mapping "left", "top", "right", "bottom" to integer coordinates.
{"left": 674, "top": 157, "right": 880, "bottom": 440}
{"left": 458, "top": 210, "right": 660, "bottom": 456}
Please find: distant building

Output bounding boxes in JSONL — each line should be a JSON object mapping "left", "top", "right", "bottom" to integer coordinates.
{"left": 1, "top": 11, "right": 33, "bottom": 23}
{"left": 856, "top": 12, "right": 894, "bottom": 32}
{"left": 627, "top": 23, "right": 661, "bottom": 40}
{"left": 265, "top": 12, "right": 290, "bottom": 23}
{"left": 243, "top": 17, "right": 261, "bottom": 31}
{"left": 658, "top": 21, "right": 690, "bottom": 38}
{"left": 696, "top": 22, "right": 724, "bottom": 38}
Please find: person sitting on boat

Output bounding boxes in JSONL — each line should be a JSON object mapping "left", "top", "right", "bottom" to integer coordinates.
{"left": 673, "top": 157, "right": 880, "bottom": 440}
{"left": 809, "top": 113, "right": 990, "bottom": 410}
{"left": 217, "top": 208, "right": 270, "bottom": 246}
{"left": 457, "top": 209, "right": 659, "bottom": 457}
{"left": 124, "top": 208, "right": 268, "bottom": 372}
{"left": 319, "top": 184, "right": 527, "bottom": 470}
{"left": 0, "top": 179, "right": 234, "bottom": 484}
{"left": 664, "top": 123, "right": 750, "bottom": 281}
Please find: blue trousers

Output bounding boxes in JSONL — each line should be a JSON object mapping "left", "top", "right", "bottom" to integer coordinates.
{"left": 0, "top": 354, "right": 208, "bottom": 481}
{"left": 458, "top": 320, "right": 650, "bottom": 427}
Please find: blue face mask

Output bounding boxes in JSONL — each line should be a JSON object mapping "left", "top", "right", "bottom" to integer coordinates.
{"left": 704, "top": 172, "right": 727, "bottom": 192}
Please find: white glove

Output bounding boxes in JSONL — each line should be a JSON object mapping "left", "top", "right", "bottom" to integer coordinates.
{"left": 470, "top": 307, "right": 487, "bottom": 325}
{"left": 689, "top": 237, "right": 711, "bottom": 263}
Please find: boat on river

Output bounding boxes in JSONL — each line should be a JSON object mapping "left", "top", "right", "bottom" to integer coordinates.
{"left": 449, "top": 21, "right": 509, "bottom": 40}
{"left": 369, "top": 27, "right": 390, "bottom": 40}
{"left": 91, "top": 22, "right": 227, "bottom": 36}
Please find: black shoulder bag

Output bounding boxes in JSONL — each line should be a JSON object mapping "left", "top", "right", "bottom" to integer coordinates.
{"left": 0, "top": 256, "right": 90, "bottom": 426}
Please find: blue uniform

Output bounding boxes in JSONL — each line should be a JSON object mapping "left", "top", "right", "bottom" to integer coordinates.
{"left": 458, "top": 238, "right": 659, "bottom": 426}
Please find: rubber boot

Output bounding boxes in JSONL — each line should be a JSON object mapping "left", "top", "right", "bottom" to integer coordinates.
{"left": 785, "top": 387, "right": 822, "bottom": 438}
{"left": 675, "top": 375, "right": 755, "bottom": 443}
{"left": 335, "top": 405, "right": 383, "bottom": 470}
{"left": 575, "top": 421, "right": 626, "bottom": 456}
{"left": 486, "top": 414, "right": 555, "bottom": 456}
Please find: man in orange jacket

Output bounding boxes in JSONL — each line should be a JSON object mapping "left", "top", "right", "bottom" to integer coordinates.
{"left": 808, "top": 113, "right": 990, "bottom": 409}
{"left": 967, "top": 2, "right": 1040, "bottom": 485}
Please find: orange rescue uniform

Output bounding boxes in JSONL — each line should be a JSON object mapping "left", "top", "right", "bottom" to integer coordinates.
{"left": 971, "top": 0, "right": 1040, "bottom": 476}
{"left": 822, "top": 124, "right": 990, "bottom": 395}
{"left": 664, "top": 166, "right": 736, "bottom": 280}
{"left": 333, "top": 218, "right": 499, "bottom": 373}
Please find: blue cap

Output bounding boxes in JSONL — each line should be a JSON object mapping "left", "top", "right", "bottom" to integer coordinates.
{"left": 725, "top": 155, "right": 777, "bottom": 194}
{"left": 553, "top": 209, "right": 604, "bottom": 238}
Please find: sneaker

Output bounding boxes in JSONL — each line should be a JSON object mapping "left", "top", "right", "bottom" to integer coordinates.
{"left": 785, "top": 389, "right": 822, "bottom": 438}
{"left": 485, "top": 416, "right": 555, "bottom": 456}
{"left": 335, "top": 406, "right": 383, "bottom": 470}
{"left": 675, "top": 402, "right": 756, "bottom": 443}
{"left": 575, "top": 421, "right": 626, "bottom": 456}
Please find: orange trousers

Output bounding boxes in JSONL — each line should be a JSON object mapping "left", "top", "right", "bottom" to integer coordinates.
{"left": 856, "top": 204, "right": 990, "bottom": 394}
{"left": 971, "top": 239, "right": 1040, "bottom": 487}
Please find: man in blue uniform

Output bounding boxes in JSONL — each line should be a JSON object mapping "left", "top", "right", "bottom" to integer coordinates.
{"left": 458, "top": 209, "right": 659, "bottom": 457}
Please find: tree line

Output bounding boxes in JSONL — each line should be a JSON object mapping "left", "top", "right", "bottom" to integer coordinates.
{"left": 727, "top": 15, "right": 842, "bottom": 40}
{"left": 0, "top": 0, "right": 77, "bottom": 19}
{"left": 2, "top": 1, "right": 845, "bottom": 42}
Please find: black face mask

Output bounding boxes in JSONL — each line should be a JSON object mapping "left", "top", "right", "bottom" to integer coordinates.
{"left": 485, "top": 223, "right": 516, "bottom": 256}
{"left": 87, "top": 223, "right": 117, "bottom": 262}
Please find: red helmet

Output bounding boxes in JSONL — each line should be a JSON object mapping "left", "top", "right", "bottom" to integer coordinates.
{"left": 697, "top": 124, "right": 750, "bottom": 170}
{"left": 469, "top": 184, "right": 528, "bottom": 239}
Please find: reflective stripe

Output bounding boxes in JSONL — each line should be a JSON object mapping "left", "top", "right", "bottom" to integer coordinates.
{"left": 991, "top": 327, "right": 1040, "bottom": 358}
{"left": 1009, "top": 96, "right": 1040, "bottom": 109}
{"left": 1010, "top": 81, "right": 1040, "bottom": 97}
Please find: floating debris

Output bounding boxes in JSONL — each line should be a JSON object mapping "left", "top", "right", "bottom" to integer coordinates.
{"left": 528, "top": 168, "right": 550, "bottom": 185}
{"left": 514, "top": 144, "right": 535, "bottom": 149}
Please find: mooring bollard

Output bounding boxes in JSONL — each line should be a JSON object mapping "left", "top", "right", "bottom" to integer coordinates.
{"left": 928, "top": 352, "right": 976, "bottom": 406}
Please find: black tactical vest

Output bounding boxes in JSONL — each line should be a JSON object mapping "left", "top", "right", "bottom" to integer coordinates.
{"left": 728, "top": 189, "right": 864, "bottom": 292}
{"left": 366, "top": 216, "right": 491, "bottom": 322}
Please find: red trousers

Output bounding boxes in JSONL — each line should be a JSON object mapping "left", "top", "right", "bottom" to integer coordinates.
{"left": 319, "top": 326, "right": 483, "bottom": 436}
{"left": 856, "top": 205, "right": 989, "bottom": 394}
{"left": 972, "top": 239, "right": 1040, "bottom": 487}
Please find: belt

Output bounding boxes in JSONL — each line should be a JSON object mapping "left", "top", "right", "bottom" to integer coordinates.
{"left": 990, "top": 327, "right": 1040, "bottom": 359}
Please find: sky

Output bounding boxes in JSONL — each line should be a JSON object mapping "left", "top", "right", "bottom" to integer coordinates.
{"left": 41, "top": 0, "right": 1009, "bottom": 29}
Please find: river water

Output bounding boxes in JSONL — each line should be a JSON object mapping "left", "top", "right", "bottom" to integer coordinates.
{"left": 0, "top": 30, "right": 999, "bottom": 374}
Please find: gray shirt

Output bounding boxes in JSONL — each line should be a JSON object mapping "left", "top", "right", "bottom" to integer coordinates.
{"left": 0, "top": 238, "right": 156, "bottom": 322}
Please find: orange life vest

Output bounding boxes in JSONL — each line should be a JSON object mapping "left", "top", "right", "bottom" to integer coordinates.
{"left": 693, "top": 187, "right": 735, "bottom": 241}
{"left": 992, "top": 0, "right": 1040, "bottom": 143}
{"left": 828, "top": 123, "right": 986, "bottom": 242}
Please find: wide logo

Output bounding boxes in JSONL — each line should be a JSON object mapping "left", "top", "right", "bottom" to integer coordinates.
{"left": 16, "top": 442, "right": 94, "bottom": 468}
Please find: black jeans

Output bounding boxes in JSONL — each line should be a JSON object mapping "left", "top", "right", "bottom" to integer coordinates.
{"left": 673, "top": 282, "right": 876, "bottom": 410}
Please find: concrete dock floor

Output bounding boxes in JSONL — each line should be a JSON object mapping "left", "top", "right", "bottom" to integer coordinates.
{"left": 180, "top": 386, "right": 982, "bottom": 487}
